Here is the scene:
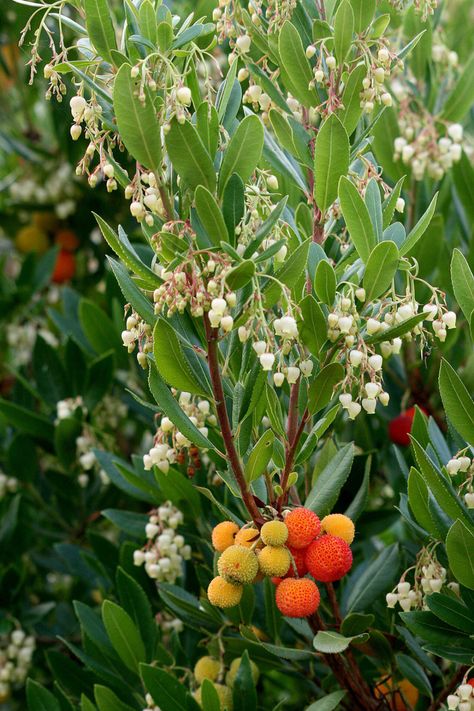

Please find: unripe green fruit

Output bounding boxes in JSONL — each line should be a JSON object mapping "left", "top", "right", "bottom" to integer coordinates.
{"left": 225, "top": 657, "right": 260, "bottom": 688}
{"left": 194, "top": 683, "right": 233, "bottom": 710}
{"left": 194, "top": 656, "right": 222, "bottom": 684}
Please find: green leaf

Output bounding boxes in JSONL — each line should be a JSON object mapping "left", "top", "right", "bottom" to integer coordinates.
{"left": 371, "top": 106, "right": 404, "bottom": 181}
{"left": 116, "top": 567, "right": 157, "bottom": 658}
{"left": 278, "top": 22, "right": 318, "bottom": 107}
{"left": 196, "top": 102, "right": 219, "bottom": 158}
{"left": 305, "top": 442, "right": 353, "bottom": 516}
{"left": 305, "top": 691, "right": 346, "bottom": 711}
{"left": 195, "top": 186, "right": 229, "bottom": 245}
{"left": 439, "top": 360, "right": 474, "bottom": 446}
{"left": 113, "top": 65, "right": 161, "bottom": 171}
{"left": 382, "top": 176, "right": 406, "bottom": 229}
{"left": 341, "top": 612, "right": 374, "bottom": 636}
{"left": 315, "top": 114, "right": 349, "bottom": 214}
{"left": 395, "top": 654, "right": 432, "bottom": 698}
{"left": 308, "top": 363, "right": 344, "bottom": 415}
{"left": 219, "top": 115, "right": 264, "bottom": 194}
{"left": 451, "top": 249, "right": 474, "bottom": 323}
{"left": 399, "top": 193, "right": 437, "bottom": 257}
{"left": 407, "top": 467, "right": 440, "bottom": 537}
{"left": 27, "top": 679, "right": 61, "bottom": 711}
{"left": 84, "top": 0, "right": 117, "bottom": 64}
{"left": 426, "top": 593, "right": 474, "bottom": 634}
{"left": 264, "top": 239, "right": 310, "bottom": 306}
{"left": 314, "top": 259, "right": 336, "bottom": 305}
{"left": 153, "top": 318, "right": 203, "bottom": 395}
{"left": 94, "top": 686, "right": 136, "bottom": 711}
{"left": 365, "top": 178, "right": 383, "bottom": 241}
{"left": 446, "top": 520, "right": 474, "bottom": 590}
{"left": 338, "top": 63, "right": 366, "bottom": 136}
{"left": 411, "top": 438, "right": 471, "bottom": 528}
{"left": 344, "top": 543, "right": 400, "bottom": 613}
{"left": 33, "top": 335, "right": 68, "bottom": 404}
{"left": 365, "top": 312, "right": 425, "bottom": 345}
{"left": 298, "top": 295, "right": 327, "bottom": 356}
{"left": 102, "top": 600, "right": 146, "bottom": 672}
{"left": 95, "top": 214, "right": 158, "bottom": 288}
{"left": 148, "top": 364, "right": 215, "bottom": 450}
{"left": 363, "top": 241, "right": 399, "bottom": 301}
{"left": 222, "top": 174, "right": 245, "bottom": 240}
{"left": 200, "top": 680, "right": 221, "bottom": 711}
{"left": 0, "top": 400, "right": 54, "bottom": 442}
{"left": 139, "top": 0, "right": 157, "bottom": 45}
{"left": 226, "top": 260, "right": 255, "bottom": 290}
{"left": 245, "top": 430, "right": 275, "bottom": 483}
{"left": 313, "top": 630, "right": 366, "bottom": 654}
{"left": 453, "top": 151, "right": 474, "bottom": 223}
{"left": 233, "top": 651, "right": 257, "bottom": 711}
{"left": 400, "top": 610, "right": 463, "bottom": 646}
{"left": 338, "top": 176, "right": 376, "bottom": 262}
{"left": 79, "top": 299, "right": 126, "bottom": 366}
{"left": 334, "top": 1, "right": 354, "bottom": 63}
{"left": 140, "top": 664, "right": 190, "bottom": 711}
{"left": 165, "top": 119, "right": 216, "bottom": 192}
{"left": 107, "top": 257, "right": 156, "bottom": 324}
{"left": 344, "top": 457, "right": 370, "bottom": 521}
{"left": 349, "top": 0, "right": 376, "bottom": 33}
{"left": 441, "top": 53, "right": 474, "bottom": 122}
{"left": 55, "top": 417, "right": 83, "bottom": 468}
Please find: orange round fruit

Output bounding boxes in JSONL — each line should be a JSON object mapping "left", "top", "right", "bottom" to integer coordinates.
{"left": 52, "top": 250, "right": 75, "bottom": 283}
{"left": 55, "top": 228, "right": 80, "bottom": 251}
{"left": 275, "top": 578, "right": 320, "bottom": 618}
{"left": 207, "top": 576, "right": 242, "bottom": 608}
{"left": 305, "top": 534, "right": 352, "bottom": 583}
{"left": 285, "top": 508, "right": 321, "bottom": 549}
{"left": 212, "top": 521, "right": 239, "bottom": 552}
{"left": 234, "top": 527, "right": 260, "bottom": 547}
{"left": 321, "top": 514, "right": 355, "bottom": 544}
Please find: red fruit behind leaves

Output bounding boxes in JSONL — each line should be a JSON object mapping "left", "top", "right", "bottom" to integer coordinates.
{"left": 52, "top": 249, "right": 75, "bottom": 283}
{"left": 388, "top": 406, "right": 417, "bottom": 447}
{"left": 305, "top": 534, "right": 353, "bottom": 583}
{"left": 468, "top": 679, "right": 474, "bottom": 688}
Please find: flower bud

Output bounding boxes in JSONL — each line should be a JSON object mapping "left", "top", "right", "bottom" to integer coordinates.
{"left": 365, "top": 382, "right": 380, "bottom": 399}
{"left": 366, "top": 318, "right": 380, "bottom": 335}
{"left": 347, "top": 401, "right": 361, "bottom": 420}
{"left": 70, "top": 124, "right": 82, "bottom": 140}
{"left": 273, "top": 372, "right": 284, "bottom": 387}
{"left": 260, "top": 353, "right": 275, "bottom": 371}
{"left": 339, "top": 393, "right": 352, "bottom": 408}
{"left": 355, "top": 287, "right": 366, "bottom": 301}
{"left": 176, "top": 86, "right": 192, "bottom": 106}
{"left": 286, "top": 366, "right": 300, "bottom": 384}
{"left": 349, "top": 350, "right": 364, "bottom": 367}
{"left": 326, "top": 55, "right": 336, "bottom": 70}
{"left": 236, "top": 35, "right": 251, "bottom": 53}
{"left": 368, "top": 354, "right": 383, "bottom": 371}
{"left": 362, "top": 398, "right": 376, "bottom": 414}
{"left": 386, "top": 593, "right": 398, "bottom": 608}
{"left": 300, "top": 359, "right": 313, "bottom": 377}
{"left": 306, "top": 44, "right": 316, "bottom": 59}
{"left": 442, "top": 311, "right": 456, "bottom": 329}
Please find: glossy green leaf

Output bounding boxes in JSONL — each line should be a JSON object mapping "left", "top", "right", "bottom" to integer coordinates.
{"left": 298, "top": 295, "right": 327, "bottom": 356}
{"left": 344, "top": 544, "right": 400, "bottom": 613}
{"left": 365, "top": 312, "right": 425, "bottom": 345}
{"left": 338, "top": 176, "right": 376, "bottom": 262}
{"left": 382, "top": 176, "right": 406, "bottom": 229}
{"left": 195, "top": 186, "right": 229, "bottom": 245}
{"left": 441, "top": 54, "right": 474, "bottom": 122}
{"left": 84, "top": 0, "right": 117, "bottom": 64}
{"left": 439, "top": 360, "right": 474, "bottom": 446}
{"left": 446, "top": 520, "right": 474, "bottom": 590}
{"left": 233, "top": 651, "right": 257, "bottom": 711}
{"left": 245, "top": 430, "right": 275, "bottom": 483}
{"left": 334, "top": 1, "right": 354, "bottom": 63}
{"left": 225, "top": 260, "right": 255, "bottom": 290}
{"left": 102, "top": 600, "right": 146, "bottom": 672}
{"left": 453, "top": 151, "right": 474, "bottom": 223}
{"left": 450, "top": 249, "right": 474, "bottom": 323}
{"left": 278, "top": 22, "right": 318, "bottom": 107}
{"left": 365, "top": 179, "right": 383, "bottom": 241}
{"left": 426, "top": 593, "right": 474, "bottom": 634}
{"left": 313, "top": 630, "right": 366, "bottom": 654}
{"left": 139, "top": 0, "right": 157, "bottom": 45}
{"left": 153, "top": 319, "right": 203, "bottom": 395}
{"left": 349, "top": 0, "right": 376, "bottom": 33}
{"left": 314, "top": 114, "right": 349, "bottom": 214}
{"left": 94, "top": 686, "right": 136, "bottom": 711}
{"left": 140, "top": 664, "right": 190, "bottom": 711}
{"left": 363, "top": 241, "right": 399, "bottom": 301}
{"left": 264, "top": 239, "right": 310, "bottom": 306}
{"left": 338, "top": 63, "right": 366, "bottom": 136}
{"left": 165, "top": 119, "right": 216, "bottom": 191}
{"left": 219, "top": 115, "right": 264, "bottom": 194}
{"left": 407, "top": 468, "right": 440, "bottom": 537}
{"left": 27, "top": 679, "right": 61, "bottom": 711}
{"left": 341, "top": 612, "right": 374, "bottom": 636}
{"left": 107, "top": 257, "right": 156, "bottom": 325}
{"left": 306, "top": 691, "right": 346, "bottom": 711}
{"left": 396, "top": 653, "right": 432, "bottom": 698}
{"left": 314, "top": 260, "right": 337, "bottom": 305}
{"left": 399, "top": 193, "right": 437, "bottom": 257}
{"left": 113, "top": 65, "right": 161, "bottom": 171}
{"left": 308, "top": 363, "right": 344, "bottom": 415}
{"left": 305, "top": 442, "right": 353, "bottom": 516}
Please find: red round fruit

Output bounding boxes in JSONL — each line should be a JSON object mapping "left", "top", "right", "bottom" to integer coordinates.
{"left": 52, "top": 249, "right": 75, "bottom": 283}
{"left": 285, "top": 546, "right": 308, "bottom": 578}
{"left": 285, "top": 508, "right": 321, "bottom": 549}
{"left": 305, "top": 534, "right": 353, "bottom": 583}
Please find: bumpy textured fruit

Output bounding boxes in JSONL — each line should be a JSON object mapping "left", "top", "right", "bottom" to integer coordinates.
{"left": 52, "top": 250, "right": 75, "bottom": 283}
{"left": 194, "top": 656, "right": 222, "bottom": 684}
{"left": 225, "top": 657, "right": 260, "bottom": 687}
{"left": 375, "top": 677, "right": 419, "bottom": 711}
{"left": 305, "top": 535, "right": 352, "bottom": 582}
{"left": 260, "top": 520, "right": 288, "bottom": 546}
{"left": 235, "top": 527, "right": 260, "bottom": 547}
{"left": 321, "top": 514, "right": 355, "bottom": 544}
{"left": 15, "top": 225, "right": 49, "bottom": 253}
{"left": 286, "top": 546, "right": 308, "bottom": 577}
{"left": 207, "top": 576, "right": 243, "bottom": 608}
{"left": 212, "top": 521, "right": 239, "bottom": 552}
{"left": 194, "top": 683, "right": 233, "bottom": 710}
{"left": 285, "top": 508, "right": 321, "bottom": 548}
{"left": 258, "top": 545, "right": 291, "bottom": 577}
{"left": 217, "top": 545, "right": 259, "bottom": 584}
{"left": 275, "top": 578, "right": 320, "bottom": 617}
{"left": 388, "top": 407, "right": 416, "bottom": 447}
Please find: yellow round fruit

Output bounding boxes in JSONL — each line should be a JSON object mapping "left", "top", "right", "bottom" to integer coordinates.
{"left": 234, "top": 527, "right": 260, "bottom": 547}
{"left": 207, "top": 576, "right": 243, "bottom": 608}
{"left": 257, "top": 545, "right": 291, "bottom": 577}
{"left": 212, "top": 521, "right": 239, "bottom": 552}
{"left": 194, "top": 656, "right": 222, "bottom": 684}
{"left": 194, "top": 682, "right": 233, "bottom": 710}
{"left": 217, "top": 545, "right": 259, "bottom": 584}
{"left": 15, "top": 225, "right": 49, "bottom": 253}
{"left": 225, "top": 657, "right": 260, "bottom": 688}
{"left": 321, "top": 514, "right": 355, "bottom": 544}
{"left": 260, "top": 520, "right": 288, "bottom": 546}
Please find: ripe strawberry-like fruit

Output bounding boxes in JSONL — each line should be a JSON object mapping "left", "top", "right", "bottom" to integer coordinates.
{"left": 321, "top": 514, "right": 355, "bottom": 544}
{"left": 194, "top": 683, "right": 233, "bottom": 710}
{"left": 212, "top": 521, "right": 239, "bottom": 552}
{"left": 207, "top": 576, "right": 242, "bottom": 608}
{"left": 260, "top": 520, "right": 288, "bottom": 546}
{"left": 52, "top": 249, "right": 75, "bottom": 283}
{"left": 388, "top": 406, "right": 416, "bottom": 447}
{"left": 257, "top": 545, "right": 291, "bottom": 577}
{"left": 285, "top": 507, "right": 321, "bottom": 549}
{"left": 286, "top": 545, "right": 308, "bottom": 577}
{"left": 234, "top": 527, "right": 260, "bottom": 547}
{"left": 217, "top": 545, "right": 259, "bottom": 584}
{"left": 194, "top": 656, "right": 222, "bottom": 684}
{"left": 305, "top": 534, "right": 353, "bottom": 582}
{"left": 275, "top": 578, "right": 320, "bottom": 617}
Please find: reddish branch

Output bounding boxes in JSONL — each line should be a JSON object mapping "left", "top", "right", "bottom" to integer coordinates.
{"left": 277, "top": 380, "right": 309, "bottom": 510}
{"left": 204, "top": 314, "right": 262, "bottom": 525}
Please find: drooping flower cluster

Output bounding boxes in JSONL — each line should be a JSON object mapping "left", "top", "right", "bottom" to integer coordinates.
{"left": 447, "top": 680, "right": 474, "bottom": 710}
{"left": 133, "top": 502, "right": 191, "bottom": 583}
{"left": 446, "top": 453, "right": 474, "bottom": 508}
{"left": 0, "top": 629, "right": 35, "bottom": 702}
{"left": 386, "top": 548, "right": 448, "bottom": 611}
{"left": 121, "top": 309, "right": 153, "bottom": 368}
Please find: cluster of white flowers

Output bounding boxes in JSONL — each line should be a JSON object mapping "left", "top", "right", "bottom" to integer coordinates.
{"left": 56, "top": 396, "right": 85, "bottom": 421}
{"left": 358, "top": 49, "right": 397, "bottom": 114}
{"left": 0, "top": 629, "right": 35, "bottom": 701}
{"left": 446, "top": 454, "right": 474, "bottom": 508}
{"left": 6, "top": 321, "right": 57, "bottom": 367}
{"left": 121, "top": 311, "right": 153, "bottom": 368}
{"left": 242, "top": 79, "right": 276, "bottom": 122}
{"left": 432, "top": 43, "right": 458, "bottom": 67}
{"left": 133, "top": 503, "right": 191, "bottom": 583}
{"left": 9, "top": 162, "right": 77, "bottom": 219}
{"left": 143, "top": 393, "right": 215, "bottom": 473}
{"left": 394, "top": 121, "right": 464, "bottom": 182}
{"left": 125, "top": 170, "right": 167, "bottom": 225}
{"left": 0, "top": 472, "right": 18, "bottom": 500}
{"left": 447, "top": 682, "right": 474, "bottom": 710}
{"left": 387, "top": 556, "right": 448, "bottom": 611}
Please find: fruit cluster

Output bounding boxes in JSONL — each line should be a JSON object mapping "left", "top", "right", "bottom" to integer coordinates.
{"left": 192, "top": 655, "right": 259, "bottom": 710}
{"left": 207, "top": 509, "right": 354, "bottom": 618}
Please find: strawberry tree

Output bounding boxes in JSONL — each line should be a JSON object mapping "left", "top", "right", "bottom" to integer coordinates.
{"left": 13, "top": 0, "right": 474, "bottom": 710}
